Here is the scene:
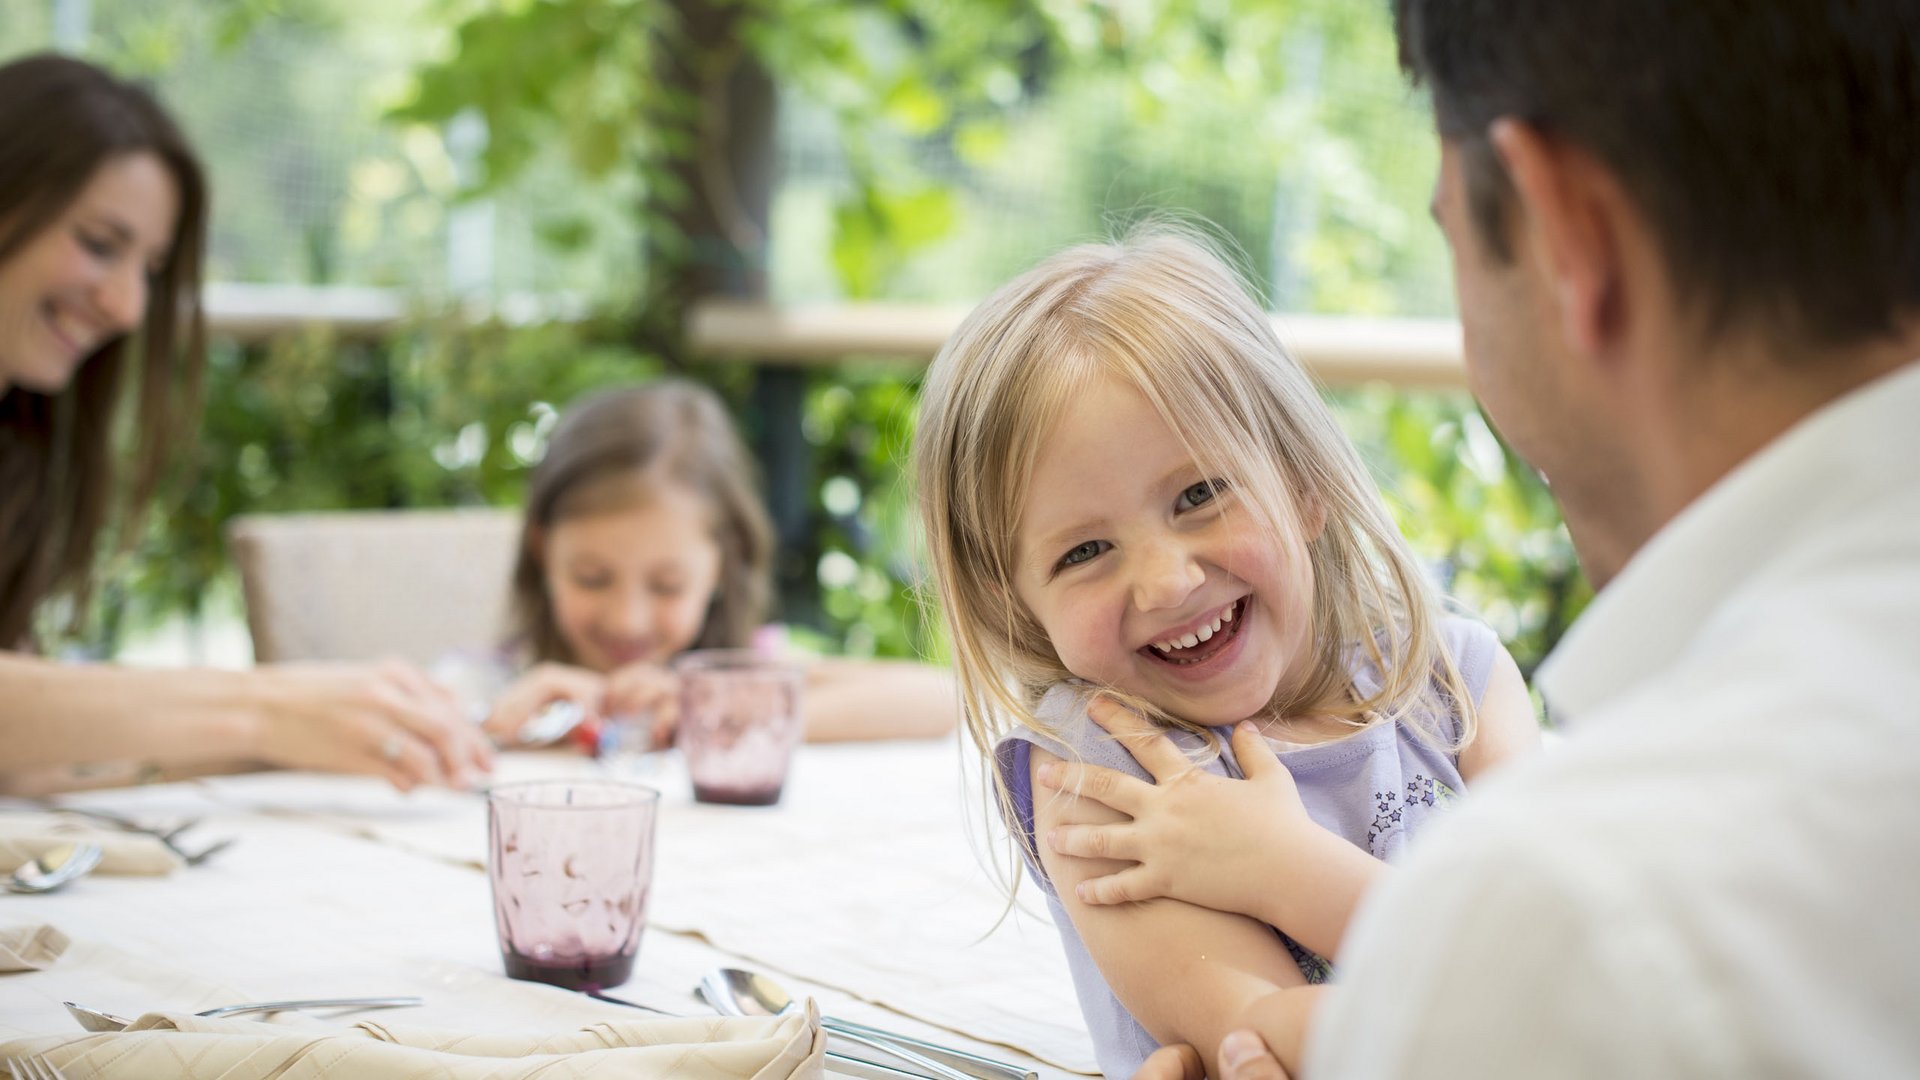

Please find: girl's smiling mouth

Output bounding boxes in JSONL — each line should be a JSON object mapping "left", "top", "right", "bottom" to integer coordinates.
{"left": 1140, "top": 597, "right": 1248, "bottom": 667}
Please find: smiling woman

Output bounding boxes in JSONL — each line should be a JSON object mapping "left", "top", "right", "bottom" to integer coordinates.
{"left": 0, "top": 52, "right": 208, "bottom": 649}
{"left": 0, "top": 53, "right": 495, "bottom": 797}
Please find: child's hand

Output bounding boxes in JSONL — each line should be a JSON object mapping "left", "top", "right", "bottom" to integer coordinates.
{"left": 482, "top": 663, "right": 607, "bottom": 748}
{"left": 605, "top": 662, "right": 680, "bottom": 747}
{"left": 1036, "top": 697, "right": 1322, "bottom": 928}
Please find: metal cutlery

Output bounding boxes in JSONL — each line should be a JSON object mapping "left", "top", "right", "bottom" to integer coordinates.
{"left": 32, "top": 806, "right": 235, "bottom": 867}
{"left": 589, "top": 989, "right": 950, "bottom": 1080}
{"left": 5, "top": 842, "right": 102, "bottom": 895}
{"left": 700, "top": 968, "right": 1009, "bottom": 1080}
{"left": 63, "top": 995, "right": 423, "bottom": 1033}
{"left": 5, "top": 1053, "right": 67, "bottom": 1080}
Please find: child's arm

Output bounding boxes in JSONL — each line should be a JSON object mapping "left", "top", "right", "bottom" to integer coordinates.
{"left": 1032, "top": 744, "right": 1323, "bottom": 1078}
{"left": 1038, "top": 702, "right": 1381, "bottom": 960}
{"left": 1045, "top": 640, "right": 1542, "bottom": 955}
{"left": 800, "top": 658, "right": 957, "bottom": 742}
{"left": 1456, "top": 644, "right": 1542, "bottom": 782}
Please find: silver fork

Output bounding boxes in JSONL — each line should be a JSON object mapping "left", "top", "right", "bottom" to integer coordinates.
{"left": 36, "top": 806, "right": 235, "bottom": 866}
{"left": 6, "top": 1054, "right": 67, "bottom": 1080}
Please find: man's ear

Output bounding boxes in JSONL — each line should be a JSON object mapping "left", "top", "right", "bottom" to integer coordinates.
{"left": 1488, "top": 118, "right": 1631, "bottom": 361}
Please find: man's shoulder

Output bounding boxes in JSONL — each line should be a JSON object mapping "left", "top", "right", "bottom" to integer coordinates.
{"left": 1316, "top": 674, "right": 1920, "bottom": 1078}
{"left": 1313, "top": 798, "right": 1679, "bottom": 1076}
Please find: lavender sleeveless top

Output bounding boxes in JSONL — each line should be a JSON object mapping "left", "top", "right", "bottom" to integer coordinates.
{"left": 994, "top": 616, "right": 1500, "bottom": 1079}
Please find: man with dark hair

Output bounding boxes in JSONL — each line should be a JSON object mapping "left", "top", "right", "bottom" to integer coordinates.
{"left": 1146, "top": 2, "right": 1920, "bottom": 1077}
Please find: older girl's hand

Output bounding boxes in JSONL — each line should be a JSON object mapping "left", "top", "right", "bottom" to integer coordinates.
{"left": 1035, "top": 697, "right": 1321, "bottom": 927}
{"left": 260, "top": 660, "right": 495, "bottom": 792}
{"left": 481, "top": 662, "right": 607, "bottom": 749}
{"left": 604, "top": 662, "right": 680, "bottom": 748}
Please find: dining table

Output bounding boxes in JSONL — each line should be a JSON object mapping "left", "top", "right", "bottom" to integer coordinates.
{"left": 0, "top": 737, "right": 1097, "bottom": 1078}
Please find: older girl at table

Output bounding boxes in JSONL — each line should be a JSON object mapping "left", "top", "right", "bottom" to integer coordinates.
{"left": 474, "top": 379, "right": 955, "bottom": 748}
{"left": 0, "top": 54, "right": 490, "bottom": 795}
{"left": 914, "top": 229, "right": 1539, "bottom": 1078}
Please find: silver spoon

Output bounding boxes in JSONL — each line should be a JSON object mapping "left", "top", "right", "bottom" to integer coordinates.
{"left": 700, "top": 967, "right": 1033, "bottom": 1080}
{"left": 64, "top": 995, "right": 424, "bottom": 1033}
{"left": 6, "top": 842, "right": 103, "bottom": 894}
{"left": 590, "top": 990, "right": 928, "bottom": 1080}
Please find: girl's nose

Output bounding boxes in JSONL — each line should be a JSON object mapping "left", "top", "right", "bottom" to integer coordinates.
{"left": 1131, "top": 541, "right": 1205, "bottom": 613}
{"left": 605, "top": 592, "right": 653, "bottom": 636}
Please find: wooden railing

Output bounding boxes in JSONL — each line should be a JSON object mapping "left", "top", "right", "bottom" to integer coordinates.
{"left": 204, "top": 283, "right": 1468, "bottom": 390}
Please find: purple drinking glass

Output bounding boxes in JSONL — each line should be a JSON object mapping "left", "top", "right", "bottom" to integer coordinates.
{"left": 486, "top": 780, "right": 659, "bottom": 991}
{"left": 674, "top": 649, "right": 804, "bottom": 806}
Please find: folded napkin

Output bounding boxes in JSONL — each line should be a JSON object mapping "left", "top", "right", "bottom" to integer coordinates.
{"left": 0, "top": 814, "right": 183, "bottom": 876}
{"left": 0, "top": 923, "right": 69, "bottom": 972}
{"left": 0, "top": 1003, "right": 825, "bottom": 1080}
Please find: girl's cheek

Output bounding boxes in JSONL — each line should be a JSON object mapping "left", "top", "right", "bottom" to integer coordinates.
{"left": 1066, "top": 592, "right": 1130, "bottom": 678}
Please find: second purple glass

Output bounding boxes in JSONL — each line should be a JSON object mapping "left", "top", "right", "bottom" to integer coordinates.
{"left": 674, "top": 649, "right": 804, "bottom": 805}
{"left": 487, "top": 780, "right": 659, "bottom": 991}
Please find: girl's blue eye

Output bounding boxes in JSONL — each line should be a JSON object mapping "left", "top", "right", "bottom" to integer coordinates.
{"left": 1178, "top": 479, "right": 1228, "bottom": 510}
{"left": 1057, "top": 539, "right": 1108, "bottom": 570}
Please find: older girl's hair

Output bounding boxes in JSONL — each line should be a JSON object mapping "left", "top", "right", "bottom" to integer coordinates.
{"left": 509, "top": 379, "right": 774, "bottom": 663}
{"left": 916, "top": 227, "right": 1472, "bottom": 793}
{"left": 0, "top": 53, "right": 209, "bottom": 648}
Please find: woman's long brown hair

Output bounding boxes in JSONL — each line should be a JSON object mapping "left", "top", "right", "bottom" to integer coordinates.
{"left": 509, "top": 380, "right": 774, "bottom": 665}
{"left": 0, "top": 53, "right": 209, "bottom": 648}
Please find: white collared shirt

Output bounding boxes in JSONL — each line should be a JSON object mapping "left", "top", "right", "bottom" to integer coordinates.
{"left": 1309, "top": 361, "right": 1920, "bottom": 1079}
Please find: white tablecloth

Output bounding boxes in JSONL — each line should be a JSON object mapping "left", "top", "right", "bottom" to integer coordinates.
{"left": 0, "top": 740, "right": 1096, "bottom": 1077}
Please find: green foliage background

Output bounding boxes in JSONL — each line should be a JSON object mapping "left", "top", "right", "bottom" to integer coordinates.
{"left": 3, "top": 0, "right": 1589, "bottom": 677}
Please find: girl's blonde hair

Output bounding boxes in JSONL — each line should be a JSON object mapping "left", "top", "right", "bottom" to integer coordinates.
{"left": 915, "top": 227, "right": 1472, "bottom": 783}
{"left": 510, "top": 379, "right": 773, "bottom": 664}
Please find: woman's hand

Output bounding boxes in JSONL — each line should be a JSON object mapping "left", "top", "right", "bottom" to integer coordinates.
{"left": 1036, "top": 698, "right": 1324, "bottom": 928}
{"left": 259, "top": 660, "right": 495, "bottom": 792}
{"left": 604, "top": 661, "right": 680, "bottom": 747}
{"left": 481, "top": 662, "right": 607, "bottom": 749}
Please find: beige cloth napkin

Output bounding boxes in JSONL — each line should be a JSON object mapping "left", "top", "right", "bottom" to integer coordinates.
{"left": 0, "top": 923, "right": 69, "bottom": 972}
{"left": 0, "top": 814, "right": 183, "bottom": 876}
{"left": 0, "top": 1004, "right": 824, "bottom": 1079}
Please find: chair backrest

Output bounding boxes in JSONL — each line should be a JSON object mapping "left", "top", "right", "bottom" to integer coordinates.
{"left": 227, "top": 508, "right": 522, "bottom": 664}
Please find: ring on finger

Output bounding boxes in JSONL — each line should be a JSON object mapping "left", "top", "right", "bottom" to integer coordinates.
{"left": 380, "top": 733, "right": 405, "bottom": 762}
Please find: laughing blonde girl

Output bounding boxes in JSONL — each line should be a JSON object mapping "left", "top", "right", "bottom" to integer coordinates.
{"left": 914, "top": 229, "right": 1538, "bottom": 1078}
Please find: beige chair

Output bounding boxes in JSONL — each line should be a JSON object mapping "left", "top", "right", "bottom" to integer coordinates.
{"left": 227, "top": 508, "right": 522, "bottom": 665}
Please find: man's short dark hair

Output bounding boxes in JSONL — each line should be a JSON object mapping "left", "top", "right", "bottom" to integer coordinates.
{"left": 1394, "top": 1, "right": 1920, "bottom": 351}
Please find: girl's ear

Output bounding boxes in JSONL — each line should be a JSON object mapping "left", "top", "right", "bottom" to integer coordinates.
{"left": 1301, "top": 490, "right": 1329, "bottom": 542}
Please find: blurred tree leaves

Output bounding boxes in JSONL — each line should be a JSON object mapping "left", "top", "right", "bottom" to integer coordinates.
{"left": 1335, "top": 387, "right": 1591, "bottom": 678}
{"left": 27, "top": 0, "right": 1590, "bottom": 678}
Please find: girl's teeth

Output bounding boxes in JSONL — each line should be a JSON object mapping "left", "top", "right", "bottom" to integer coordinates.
{"left": 1151, "top": 601, "right": 1239, "bottom": 655}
